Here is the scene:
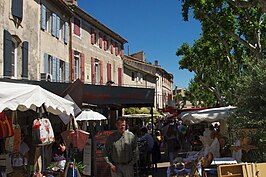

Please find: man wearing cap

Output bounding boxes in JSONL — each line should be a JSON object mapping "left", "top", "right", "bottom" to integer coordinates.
{"left": 104, "top": 117, "right": 139, "bottom": 177}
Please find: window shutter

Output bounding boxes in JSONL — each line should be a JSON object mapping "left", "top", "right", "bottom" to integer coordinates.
{"left": 56, "top": 58, "right": 60, "bottom": 82}
{"left": 41, "top": 4, "right": 46, "bottom": 30}
{"left": 100, "top": 60, "right": 103, "bottom": 84}
{"left": 3, "top": 30, "right": 12, "bottom": 77}
{"left": 80, "top": 53, "right": 85, "bottom": 83}
{"left": 120, "top": 45, "right": 124, "bottom": 58}
{"left": 22, "top": 41, "right": 28, "bottom": 78}
{"left": 74, "top": 17, "right": 80, "bottom": 36}
{"left": 44, "top": 53, "right": 49, "bottom": 73}
{"left": 64, "top": 22, "right": 69, "bottom": 44}
{"left": 12, "top": 0, "right": 23, "bottom": 19}
{"left": 91, "top": 28, "right": 95, "bottom": 45}
{"left": 99, "top": 33, "right": 102, "bottom": 49}
{"left": 103, "top": 36, "right": 107, "bottom": 51}
{"left": 65, "top": 62, "right": 69, "bottom": 82}
{"left": 110, "top": 40, "right": 113, "bottom": 54}
{"left": 107, "top": 63, "right": 111, "bottom": 82}
{"left": 52, "top": 57, "right": 56, "bottom": 82}
{"left": 56, "top": 15, "right": 60, "bottom": 39}
{"left": 91, "top": 57, "right": 95, "bottom": 84}
{"left": 118, "top": 67, "right": 122, "bottom": 86}
{"left": 71, "top": 50, "right": 75, "bottom": 81}
{"left": 115, "top": 42, "right": 118, "bottom": 56}
{"left": 52, "top": 13, "right": 57, "bottom": 36}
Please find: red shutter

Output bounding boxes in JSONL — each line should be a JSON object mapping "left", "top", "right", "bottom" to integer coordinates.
{"left": 120, "top": 45, "right": 124, "bottom": 58}
{"left": 115, "top": 42, "right": 118, "bottom": 56}
{"left": 110, "top": 40, "right": 113, "bottom": 54}
{"left": 118, "top": 67, "right": 122, "bottom": 86}
{"left": 100, "top": 60, "right": 103, "bottom": 85}
{"left": 107, "top": 63, "right": 111, "bottom": 81}
{"left": 103, "top": 36, "right": 107, "bottom": 51}
{"left": 91, "top": 57, "right": 95, "bottom": 84}
{"left": 99, "top": 33, "right": 102, "bottom": 49}
{"left": 71, "top": 49, "right": 75, "bottom": 81}
{"left": 74, "top": 17, "right": 80, "bottom": 36}
{"left": 91, "top": 28, "right": 95, "bottom": 45}
{"left": 80, "top": 53, "right": 85, "bottom": 83}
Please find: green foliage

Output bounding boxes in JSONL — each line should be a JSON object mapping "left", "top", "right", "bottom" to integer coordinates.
{"left": 73, "top": 159, "right": 86, "bottom": 173}
{"left": 124, "top": 107, "right": 160, "bottom": 115}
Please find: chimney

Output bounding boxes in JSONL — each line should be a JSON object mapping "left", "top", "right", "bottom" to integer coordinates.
{"left": 155, "top": 60, "right": 159, "bottom": 66}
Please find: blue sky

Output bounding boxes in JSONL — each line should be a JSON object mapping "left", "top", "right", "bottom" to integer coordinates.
{"left": 77, "top": 0, "right": 201, "bottom": 88}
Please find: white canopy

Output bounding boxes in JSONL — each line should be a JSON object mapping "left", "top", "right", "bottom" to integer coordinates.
{"left": 180, "top": 106, "right": 237, "bottom": 124}
{"left": 0, "top": 81, "right": 74, "bottom": 116}
{"left": 76, "top": 109, "right": 107, "bottom": 121}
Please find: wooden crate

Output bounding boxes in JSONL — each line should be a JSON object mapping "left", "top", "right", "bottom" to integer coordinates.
{"left": 218, "top": 164, "right": 244, "bottom": 177}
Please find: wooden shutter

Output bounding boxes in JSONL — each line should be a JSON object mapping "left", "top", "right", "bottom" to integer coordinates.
{"left": 91, "top": 57, "right": 95, "bottom": 84}
{"left": 107, "top": 63, "right": 111, "bottom": 82}
{"left": 115, "top": 42, "right": 118, "bottom": 56}
{"left": 65, "top": 62, "right": 69, "bottom": 82}
{"left": 12, "top": 0, "right": 23, "bottom": 19}
{"left": 52, "top": 13, "right": 56, "bottom": 36}
{"left": 22, "top": 41, "right": 28, "bottom": 78}
{"left": 118, "top": 67, "right": 122, "bottom": 86}
{"left": 91, "top": 28, "right": 95, "bottom": 45}
{"left": 80, "top": 53, "right": 85, "bottom": 83}
{"left": 56, "top": 15, "right": 60, "bottom": 39}
{"left": 99, "top": 33, "right": 102, "bottom": 48}
{"left": 44, "top": 53, "right": 49, "bottom": 73}
{"left": 56, "top": 58, "right": 60, "bottom": 81}
{"left": 52, "top": 57, "right": 56, "bottom": 82}
{"left": 120, "top": 45, "right": 124, "bottom": 58}
{"left": 3, "top": 30, "right": 12, "bottom": 77}
{"left": 103, "top": 36, "right": 107, "bottom": 51}
{"left": 64, "top": 22, "right": 69, "bottom": 44}
{"left": 110, "top": 40, "right": 113, "bottom": 54}
{"left": 74, "top": 17, "right": 80, "bottom": 36}
{"left": 100, "top": 60, "right": 103, "bottom": 84}
{"left": 41, "top": 4, "right": 46, "bottom": 30}
{"left": 71, "top": 49, "right": 75, "bottom": 81}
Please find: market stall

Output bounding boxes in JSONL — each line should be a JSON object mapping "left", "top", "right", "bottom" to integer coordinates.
{"left": 0, "top": 81, "right": 75, "bottom": 177}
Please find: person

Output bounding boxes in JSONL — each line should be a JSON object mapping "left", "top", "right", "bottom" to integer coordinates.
{"left": 104, "top": 117, "right": 138, "bottom": 177}
{"left": 138, "top": 127, "right": 154, "bottom": 152}
{"left": 20, "top": 131, "right": 30, "bottom": 165}
{"left": 52, "top": 135, "right": 66, "bottom": 162}
{"left": 162, "top": 118, "right": 180, "bottom": 165}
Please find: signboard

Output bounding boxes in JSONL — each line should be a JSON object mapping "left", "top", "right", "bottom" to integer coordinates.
{"left": 95, "top": 131, "right": 114, "bottom": 177}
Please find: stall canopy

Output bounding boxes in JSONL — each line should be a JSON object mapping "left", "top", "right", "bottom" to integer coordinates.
{"left": 180, "top": 106, "right": 237, "bottom": 124}
{"left": 0, "top": 81, "right": 74, "bottom": 116}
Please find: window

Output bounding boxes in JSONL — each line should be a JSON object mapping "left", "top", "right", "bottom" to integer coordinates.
{"left": 131, "top": 72, "right": 135, "bottom": 81}
{"left": 11, "top": 40, "right": 18, "bottom": 78}
{"left": 59, "top": 60, "right": 65, "bottom": 82}
{"left": 74, "top": 51, "right": 80, "bottom": 80}
{"left": 46, "top": 9, "right": 52, "bottom": 33}
{"left": 12, "top": 0, "right": 23, "bottom": 19}
{"left": 60, "top": 19, "right": 64, "bottom": 41}
{"left": 95, "top": 59, "right": 100, "bottom": 84}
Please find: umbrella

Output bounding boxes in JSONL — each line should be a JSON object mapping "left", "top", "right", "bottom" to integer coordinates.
{"left": 0, "top": 81, "right": 74, "bottom": 116}
{"left": 180, "top": 106, "right": 237, "bottom": 124}
{"left": 75, "top": 109, "right": 107, "bottom": 121}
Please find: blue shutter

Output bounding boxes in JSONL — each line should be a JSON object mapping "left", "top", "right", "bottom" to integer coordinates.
{"left": 65, "top": 62, "right": 69, "bottom": 82}
{"left": 44, "top": 53, "right": 49, "bottom": 73}
{"left": 22, "top": 41, "right": 29, "bottom": 78}
{"left": 52, "top": 13, "right": 56, "bottom": 36}
{"left": 52, "top": 57, "right": 56, "bottom": 82}
{"left": 56, "top": 58, "right": 60, "bottom": 82}
{"left": 3, "top": 30, "right": 12, "bottom": 77}
{"left": 56, "top": 15, "right": 60, "bottom": 39}
{"left": 64, "top": 22, "right": 69, "bottom": 44}
{"left": 12, "top": 0, "right": 23, "bottom": 19}
{"left": 41, "top": 4, "right": 46, "bottom": 30}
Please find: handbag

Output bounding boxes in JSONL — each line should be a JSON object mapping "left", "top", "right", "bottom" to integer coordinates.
{"left": 0, "top": 112, "right": 14, "bottom": 139}
{"left": 32, "top": 118, "right": 55, "bottom": 146}
{"left": 61, "top": 118, "right": 90, "bottom": 150}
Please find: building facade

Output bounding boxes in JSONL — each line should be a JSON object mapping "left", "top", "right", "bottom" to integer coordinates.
{"left": 0, "top": 0, "right": 72, "bottom": 82}
{"left": 69, "top": 5, "right": 127, "bottom": 85}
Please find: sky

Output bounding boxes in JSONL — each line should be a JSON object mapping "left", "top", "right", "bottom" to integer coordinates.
{"left": 77, "top": 0, "right": 202, "bottom": 88}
